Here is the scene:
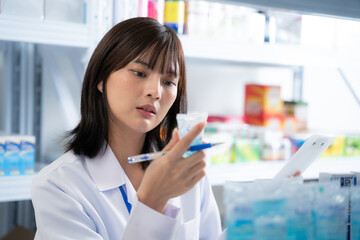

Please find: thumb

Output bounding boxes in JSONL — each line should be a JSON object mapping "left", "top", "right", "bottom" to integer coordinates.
{"left": 162, "top": 128, "right": 180, "bottom": 152}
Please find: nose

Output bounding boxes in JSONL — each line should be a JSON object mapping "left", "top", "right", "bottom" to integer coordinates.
{"left": 145, "top": 76, "right": 161, "bottom": 100}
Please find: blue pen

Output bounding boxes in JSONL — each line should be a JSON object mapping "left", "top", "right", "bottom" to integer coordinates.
{"left": 127, "top": 142, "right": 223, "bottom": 163}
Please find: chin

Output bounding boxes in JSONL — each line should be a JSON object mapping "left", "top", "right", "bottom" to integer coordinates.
{"left": 132, "top": 121, "right": 159, "bottom": 134}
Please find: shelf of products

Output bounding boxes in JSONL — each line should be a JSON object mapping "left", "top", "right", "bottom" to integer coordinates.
{"left": 207, "top": 156, "right": 360, "bottom": 185}
{"left": 217, "top": 0, "right": 360, "bottom": 19}
{"left": 0, "top": 16, "right": 90, "bottom": 47}
{"left": 0, "top": 175, "right": 34, "bottom": 202}
{"left": 179, "top": 35, "right": 359, "bottom": 68}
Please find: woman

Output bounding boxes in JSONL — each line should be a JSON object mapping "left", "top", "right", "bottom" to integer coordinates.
{"left": 31, "top": 17, "right": 222, "bottom": 239}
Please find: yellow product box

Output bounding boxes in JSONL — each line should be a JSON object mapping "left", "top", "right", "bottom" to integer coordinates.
{"left": 164, "top": 0, "right": 185, "bottom": 34}
{"left": 204, "top": 132, "right": 234, "bottom": 164}
{"left": 234, "top": 138, "right": 260, "bottom": 162}
{"left": 321, "top": 136, "right": 345, "bottom": 158}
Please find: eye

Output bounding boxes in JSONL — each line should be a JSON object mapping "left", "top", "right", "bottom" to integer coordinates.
{"left": 162, "top": 80, "right": 177, "bottom": 87}
{"left": 131, "top": 70, "right": 146, "bottom": 78}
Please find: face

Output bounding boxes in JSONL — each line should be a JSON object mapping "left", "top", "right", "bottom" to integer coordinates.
{"left": 103, "top": 59, "right": 179, "bottom": 136}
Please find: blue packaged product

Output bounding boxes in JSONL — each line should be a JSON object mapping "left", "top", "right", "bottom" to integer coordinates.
{"left": 4, "top": 136, "right": 21, "bottom": 175}
{"left": 253, "top": 198, "right": 287, "bottom": 240}
{"left": 351, "top": 187, "right": 360, "bottom": 240}
{"left": 0, "top": 137, "right": 5, "bottom": 176}
{"left": 225, "top": 182, "right": 254, "bottom": 240}
{"left": 314, "top": 184, "right": 348, "bottom": 240}
{"left": 286, "top": 183, "right": 315, "bottom": 240}
{"left": 19, "top": 136, "right": 35, "bottom": 175}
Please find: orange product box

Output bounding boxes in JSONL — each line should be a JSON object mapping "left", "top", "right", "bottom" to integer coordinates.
{"left": 244, "top": 84, "right": 283, "bottom": 129}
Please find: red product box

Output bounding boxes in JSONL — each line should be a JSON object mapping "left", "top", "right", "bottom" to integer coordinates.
{"left": 244, "top": 84, "right": 283, "bottom": 129}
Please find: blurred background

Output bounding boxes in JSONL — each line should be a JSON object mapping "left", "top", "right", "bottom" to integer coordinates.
{"left": 0, "top": 0, "right": 360, "bottom": 238}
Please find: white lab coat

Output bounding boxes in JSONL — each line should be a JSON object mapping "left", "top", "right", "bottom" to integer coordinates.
{"left": 31, "top": 144, "right": 222, "bottom": 239}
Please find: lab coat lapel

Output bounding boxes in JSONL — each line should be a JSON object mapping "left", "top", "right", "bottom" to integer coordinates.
{"left": 85, "top": 144, "right": 126, "bottom": 191}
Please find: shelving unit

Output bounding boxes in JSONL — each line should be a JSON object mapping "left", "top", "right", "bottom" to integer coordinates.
{"left": 207, "top": 157, "right": 360, "bottom": 185}
{"left": 179, "top": 35, "right": 360, "bottom": 68}
{"left": 211, "top": 0, "right": 360, "bottom": 19}
{"left": 0, "top": 16, "right": 90, "bottom": 47}
{"left": 0, "top": 175, "right": 34, "bottom": 202}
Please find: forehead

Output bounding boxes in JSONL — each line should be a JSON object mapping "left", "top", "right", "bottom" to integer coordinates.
{"left": 134, "top": 45, "right": 179, "bottom": 76}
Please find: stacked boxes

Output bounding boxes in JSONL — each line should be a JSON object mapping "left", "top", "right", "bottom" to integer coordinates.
{"left": 244, "top": 84, "right": 283, "bottom": 130}
{"left": 0, "top": 135, "right": 35, "bottom": 176}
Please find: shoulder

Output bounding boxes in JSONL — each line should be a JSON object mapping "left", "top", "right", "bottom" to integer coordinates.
{"left": 31, "top": 151, "right": 91, "bottom": 195}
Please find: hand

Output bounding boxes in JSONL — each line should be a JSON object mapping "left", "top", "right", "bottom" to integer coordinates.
{"left": 137, "top": 122, "right": 207, "bottom": 213}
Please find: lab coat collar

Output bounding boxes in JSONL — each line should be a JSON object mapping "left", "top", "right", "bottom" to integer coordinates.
{"left": 85, "top": 144, "right": 126, "bottom": 192}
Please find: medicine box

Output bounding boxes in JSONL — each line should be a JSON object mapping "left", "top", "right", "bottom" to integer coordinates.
{"left": 319, "top": 172, "right": 357, "bottom": 187}
{"left": 244, "top": 84, "right": 283, "bottom": 129}
{"left": 19, "top": 136, "right": 35, "bottom": 175}
{"left": 0, "top": 136, "right": 5, "bottom": 176}
{"left": 4, "top": 136, "right": 21, "bottom": 176}
{"left": 0, "top": 135, "right": 35, "bottom": 176}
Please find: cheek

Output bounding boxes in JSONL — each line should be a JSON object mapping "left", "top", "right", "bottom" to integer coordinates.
{"left": 162, "top": 89, "right": 178, "bottom": 111}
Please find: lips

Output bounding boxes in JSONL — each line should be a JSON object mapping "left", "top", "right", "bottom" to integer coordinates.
{"left": 136, "top": 104, "right": 157, "bottom": 114}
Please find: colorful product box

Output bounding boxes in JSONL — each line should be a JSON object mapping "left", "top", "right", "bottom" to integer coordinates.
{"left": 244, "top": 84, "right": 283, "bottom": 130}
{"left": 319, "top": 172, "right": 357, "bottom": 187}
{"left": 234, "top": 138, "right": 260, "bottom": 162}
{"left": 4, "top": 136, "right": 21, "bottom": 176}
{"left": 204, "top": 132, "right": 234, "bottom": 164}
{"left": 0, "top": 135, "right": 35, "bottom": 177}
{"left": 283, "top": 101, "right": 308, "bottom": 132}
{"left": 343, "top": 136, "right": 360, "bottom": 157}
{"left": 207, "top": 115, "right": 244, "bottom": 124}
{"left": 0, "top": 137, "right": 5, "bottom": 176}
{"left": 321, "top": 136, "right": 346, "bottom": 158}
{"left": 19, "top": 136, "right": 35, "bottom": 175}
{"left": 164, "top": 0, "right": 185, "bottom": 34}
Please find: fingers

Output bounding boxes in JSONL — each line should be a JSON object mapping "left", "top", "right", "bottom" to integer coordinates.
{"left": 167, "top": 122, "right": 206, "bottom": 160}
{"left": 186, "top": 157, "right": 206, "bottom": 177}
{"left": 182, "top": 150, "right": 206, "bottom": 169}
{"left": 162, "top": 128, "right": 180, "bottom": 152}
{"left": 187, "top": 167, "right": 206, "bottom": 188}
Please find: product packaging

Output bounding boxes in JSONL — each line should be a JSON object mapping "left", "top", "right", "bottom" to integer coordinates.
{"left": 19, "top": 136, "right": 36, "bottom": 175}
{"left": 260, "top": 130, "right": 291, "bottom": 161}
{"left": 351, "top": 187, "right": 360, "bottom": 240}
{"left": 164, "top": 0, "right": 185, "bottom": 34}
{"left": 204, "top": 132, "right": 233, "bottom": 164}
{"left": 225, "top": 180, "right": 352, "bottom": 240}
{"left": 4, "top": 136, "right": 21, "bottom": 176}
{"left": 244, "top": 84, "right": 283, "bottom": 130}
{"left": 176, "top": 112, "right": 208, "bottom": 157}
{"left": 343, "top": 136, "right": 360, "bottom": 157}
{"left": 0, "top": 136, "right": 5, "bottom": 176}
{"left": 321, "top": 136, "right": 346, "bottom": 158}
{"left": 234, "top": 138, "right": 260, "bottom": 162}
{"left": 314, "top": 183, "right": 349, "bottom": 240}
{"left": 319, "top": 172, "right": 357, "bottom": 187}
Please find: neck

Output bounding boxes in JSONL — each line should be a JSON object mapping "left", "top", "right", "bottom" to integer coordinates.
{"left": 107, "top": 121, "right": 146, "bottom": 190}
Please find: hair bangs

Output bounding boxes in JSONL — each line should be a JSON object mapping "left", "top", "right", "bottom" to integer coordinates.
{"left": 135, "top": 33, "right": 182, "bottom": 77}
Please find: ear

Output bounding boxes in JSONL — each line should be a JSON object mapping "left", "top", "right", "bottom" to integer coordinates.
{"left": 97, "top": 81, "right": 103, "bottom": 93}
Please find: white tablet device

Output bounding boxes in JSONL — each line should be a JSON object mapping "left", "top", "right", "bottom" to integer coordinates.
{"left": 273, "top": 134, "right": 335, "bottom": 179}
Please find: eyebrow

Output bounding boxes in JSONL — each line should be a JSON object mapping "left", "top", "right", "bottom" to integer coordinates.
{"left": 134, "top": 60, "right": 151, "bottom": 69}
{"left": 133, "top": 60, "right": 178, "bottom": 77}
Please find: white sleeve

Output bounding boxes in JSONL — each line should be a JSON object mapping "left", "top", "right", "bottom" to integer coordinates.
{"left": 31, "top": 177, "right": 103, "bottom": 240}
{"left": 121, "top": 200, "right": 181, "bottom": 240}
{"left": 199, "top": 174, "right": 222, "bottom": 240}
{"left": 32, "top": 175, "right": 182, "bottom": 240}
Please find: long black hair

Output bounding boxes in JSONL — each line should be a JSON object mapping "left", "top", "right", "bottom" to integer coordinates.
{"left": 65, "top": 17, "right": 187, "bottom": 169}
